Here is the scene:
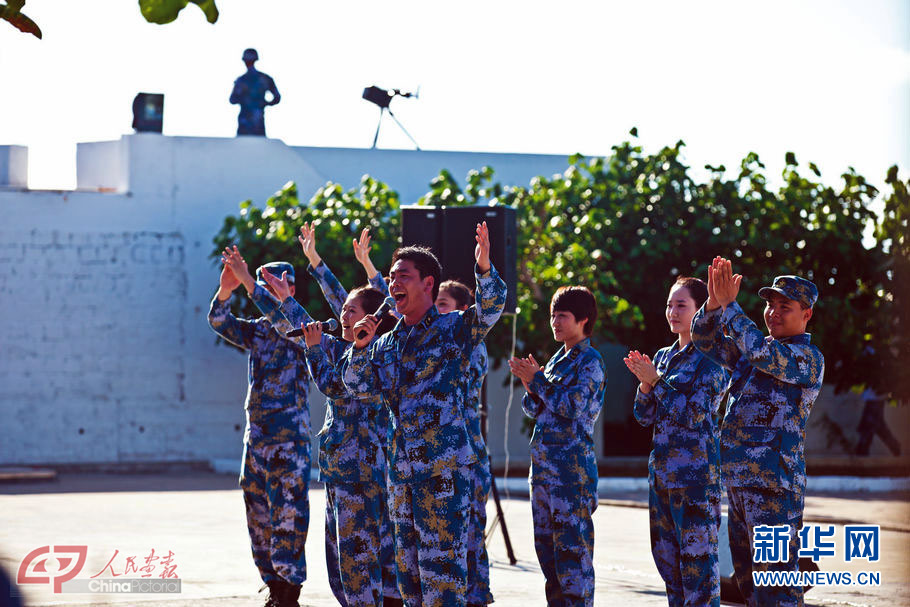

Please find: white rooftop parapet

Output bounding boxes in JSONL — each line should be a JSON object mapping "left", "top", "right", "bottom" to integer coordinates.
{"left": 76, "top": 134, "right": 327, "bottom": 198}
{"left": 0, "top": 145, "right": 28, "bottom": 188}
{"left": 77, "top": 138, "right": 129, "bottom": 192}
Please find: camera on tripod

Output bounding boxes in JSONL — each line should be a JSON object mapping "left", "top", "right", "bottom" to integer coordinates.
{"left": 361, "top": 85, "right": 420, "bottom": 149}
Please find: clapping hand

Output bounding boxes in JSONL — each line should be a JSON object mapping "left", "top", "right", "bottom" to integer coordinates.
{"left": 707, "top": 256, "right": 742, "bottom": 310}
{"left": 509, "top": 354, "right": 542, "bottom": 393}
{"left": 623, "top": 350, "right": 658, "bottom": 393}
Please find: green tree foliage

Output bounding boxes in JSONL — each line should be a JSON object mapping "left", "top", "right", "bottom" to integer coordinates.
{"left": 138, "top": 0, "right": 218, "bottom": 25}
{"left": 414, "top": 133, "right": 905, "bottom": 406}
{"left": 1, "top": 0, "right": 219, "bottom": 37}
{"left": 0, "top": 1, "right": 40, "bottom": 38}
{"left": 211, "top": 133, "right": 908, "bottom": 408}
{"left": 211, "top": 178, "right": 401, "bottom": 331}
{"left": 875, "top": 166, "right": 910, "bottom": 402}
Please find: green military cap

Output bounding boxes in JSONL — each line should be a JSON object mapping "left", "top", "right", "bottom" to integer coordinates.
{"left": 758, "top": 275, "right": 818, "bottom": 308}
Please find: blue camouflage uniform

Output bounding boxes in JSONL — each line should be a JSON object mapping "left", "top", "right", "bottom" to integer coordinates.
{"left": 254, "top": 261, "right": 399, "bottom": 606}
{"left": 341, "top": 265, "right": 507, "bottom": 607}
{"left": 230, "top": 66, "right": 280, "bottom": 136}
{"left": 207, "top": 263, "right": 311, "bottom": 588}
{"left": 633, "top": 341, "right": 728, "bottom": 607}
{"left": 691, "top": 276, "right": 824, "bottom": 607}
{"left": 522, "top": 338, "right": 606, "bottom": 607}
{"left": 464, "top": 343, "right": 493, "bottom": 606}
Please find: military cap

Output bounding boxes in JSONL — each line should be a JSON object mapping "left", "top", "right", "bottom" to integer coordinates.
{"left": 758, "top": 275, "right": 818, "bottom": 308}
{"left": 256, "top": 261, "right": 294, "bottom": 287}
{"left": 242, "top": 48, "right": 259, "bottom": 62}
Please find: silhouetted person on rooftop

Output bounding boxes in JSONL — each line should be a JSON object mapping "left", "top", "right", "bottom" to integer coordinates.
{"left": 230, "top": 48, "right": 280, "bottom": 136}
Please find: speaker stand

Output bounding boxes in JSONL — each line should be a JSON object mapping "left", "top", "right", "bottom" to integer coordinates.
{"left": 481, "top": 380, "right": 517, "bottom": 565}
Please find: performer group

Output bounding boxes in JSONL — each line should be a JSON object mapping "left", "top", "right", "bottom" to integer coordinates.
{"left": 209, "top": 221, "right": 823, "bottom": 607}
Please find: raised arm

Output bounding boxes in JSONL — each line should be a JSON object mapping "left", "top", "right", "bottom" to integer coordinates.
{"left": 460, "top": 222, "right": 507, "bottom": 347}
{"left": 308, "top": 261, "right": 349, "bottom": 319}
{"left": 691, "top": 305, "right": 742, "bottom": 370}
{"left": 353, "top": 228, "right": 402, "bottom": 319}
{"left": 353, "top": 228, "right": 381, "bottom": 284}
{"left": 207, "top": 263, "right": 257, "bottom": 349}
{"left": 722, "top": 302, "right": 824, "bottom": 386}
{"left": 691, "top": 259, "right": 743, "bottom": 369}
{"left": 297, "top": 222, "right": 349, "bottom": 317}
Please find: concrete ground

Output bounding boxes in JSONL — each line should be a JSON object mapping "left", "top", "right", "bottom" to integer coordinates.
{"left": 1, "top": 473, "right": 907, "bottom": 607}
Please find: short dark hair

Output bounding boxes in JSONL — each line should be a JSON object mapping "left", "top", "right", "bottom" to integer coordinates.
{"left": 438, "top": 280, "right": 473, "bottom": 310}
{"left": 551, "top": 286, "right": 597, "bottom": 336}
{"left": 673, "top": 276, "right": 708, "bottom": 309}
{"left": 348, "top": 286, "right": 396, "bottom": 336}
{"left": 391, "top": 246, "right": 442, "bottom": 300}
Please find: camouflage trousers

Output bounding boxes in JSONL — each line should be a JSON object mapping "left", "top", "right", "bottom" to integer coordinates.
{"left": 467, "top": 455, "right": 493, "bottom": 606}
{"left": 324, "top": 481, "right": 400, "bottom": 606}
{"left": 240, "top": 440, "right": 311, "bottom": 585}
{"left": 388, "top": 464, "right": 473, "bottom": 607}
{"left": 531, "top": 482, "right": 597, "bottom": 607}
{"left": 648, "top": 479, "right": 721, "bottom": 607}
{"left": 728, "top": 487, "right": 804, "bottom": 607}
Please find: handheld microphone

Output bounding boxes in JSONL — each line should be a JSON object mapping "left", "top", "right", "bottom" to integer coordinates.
{"left": 286, "top": 318, "right": 339, "bottom": 338}
{"left": 356, "top": 296, "right": 396, "bottom": 340}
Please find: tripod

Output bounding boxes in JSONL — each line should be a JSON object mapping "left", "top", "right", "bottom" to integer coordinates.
{"left": 371, "top": 105, "right": 421, "bottom": 150}
{"left": 480, "top": 381, "right": 517, "bottom": 565}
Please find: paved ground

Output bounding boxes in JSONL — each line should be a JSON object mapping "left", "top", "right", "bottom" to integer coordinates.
{"left": 1, "top": 473, "right": 907, "bottom": 606}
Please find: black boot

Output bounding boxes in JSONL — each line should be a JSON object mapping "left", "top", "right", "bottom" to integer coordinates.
{"left": 279, "top": 582, "right": 301, "bottom": 607}
{"left": 383, "top": 597, "right": 405, "bottom": 607}
{"left": 260, "top": 581, "right": 284, "bottom": 607}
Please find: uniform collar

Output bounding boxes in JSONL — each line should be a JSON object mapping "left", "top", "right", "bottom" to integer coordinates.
{"left": 561, "top": 337, "right": 592, "bottom": 360}
{"left": 669, "top": 340, "right": 696, "bottom": 356}
{"left": 776, "top": 332, "right": 812, "bottom": 345}
{"left": 392, "top": 305, "right": 439, "bottom": 338}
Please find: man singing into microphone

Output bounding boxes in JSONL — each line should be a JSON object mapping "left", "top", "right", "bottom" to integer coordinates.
{"left": 341, "top": 222, "right": 507, "bottom": 607}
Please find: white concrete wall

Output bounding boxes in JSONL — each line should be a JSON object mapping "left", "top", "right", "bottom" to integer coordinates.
{"left": 0, "top": 145, "right": 28, "bottom": 188}
{"left": 0, "top": 135, "right": 569, "bottom": 467}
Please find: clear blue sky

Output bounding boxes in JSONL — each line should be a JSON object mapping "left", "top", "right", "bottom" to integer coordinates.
{"left": 1, "top": 0, "right": 907, "bottom": 193}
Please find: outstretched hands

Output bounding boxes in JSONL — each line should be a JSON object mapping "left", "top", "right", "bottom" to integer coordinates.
{"left": 217, "top": 262, "right": 242, "bottom": 300}
{"left": 260, "top": 267, "right": 293, "bottom": 302}
{"left": 475, "top": 221, "right": 491, "bottom": 273}
{"left": 353, "top": 228, "right": 379, "bottom": 278}
{"left": 706, "top": 256, "right": 742, "bottom": 310}
{"left": 298, "top": 222, "right": 322, "bottom": 268}
{"left": 221, "top": 245, "right": 256, "bottom": 294}
{"left": 623, "top": 350, "right": 659, "bottom": 393}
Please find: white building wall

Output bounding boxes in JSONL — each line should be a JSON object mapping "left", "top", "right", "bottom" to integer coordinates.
{"left": 0, "top": 135, "right": 569, "bottom": 467}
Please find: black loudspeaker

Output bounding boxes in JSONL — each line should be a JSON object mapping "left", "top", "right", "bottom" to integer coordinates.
{"left": 401, "top": 205, "right": 517, "bottom": 314}
{"left": 132, "top": 93, "right": 164, "bottom": 133}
